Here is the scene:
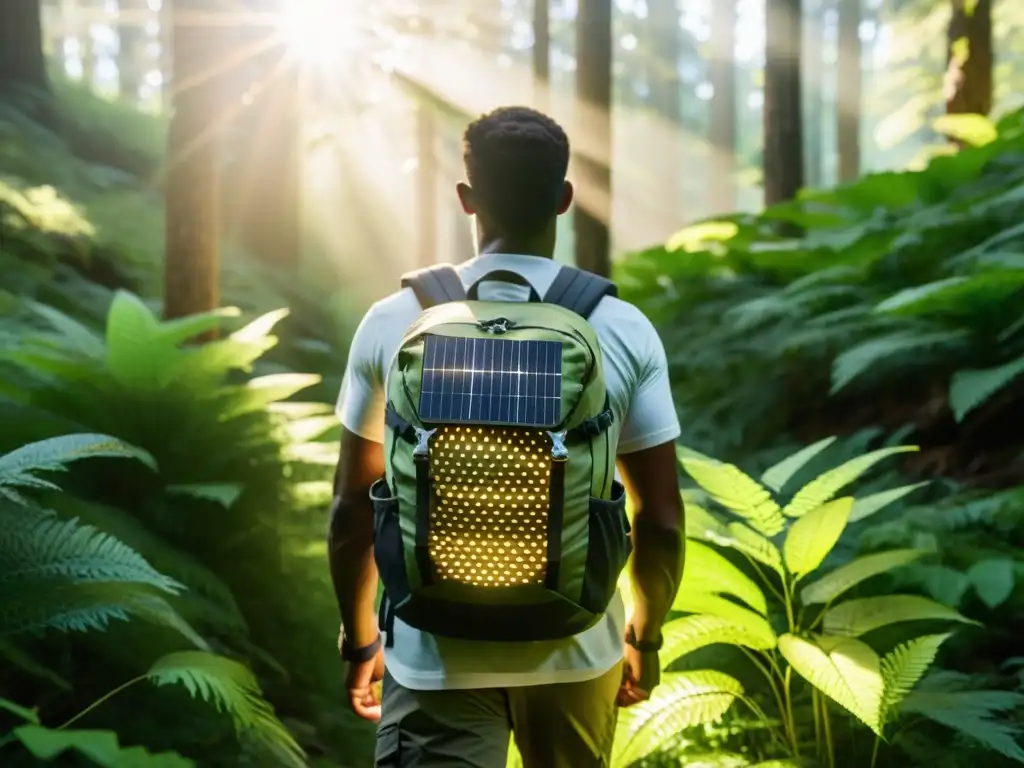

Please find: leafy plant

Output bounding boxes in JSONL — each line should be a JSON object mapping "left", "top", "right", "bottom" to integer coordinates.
{"left": 612, "top": 442, "right": 1024, "bottom": 767}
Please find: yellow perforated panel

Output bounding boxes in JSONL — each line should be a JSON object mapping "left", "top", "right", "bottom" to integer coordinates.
{"left": 428, "top": 426, "right": 550, "bottom": 587}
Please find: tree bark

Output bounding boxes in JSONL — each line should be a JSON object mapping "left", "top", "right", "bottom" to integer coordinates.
{"left": 0, "top": 0, "right": 50, "bottom": 95}
{"left": 945, "top": 0, "right": 993, "bottom": 117}
{"left": 709, "top": 0, "right": 737, "bottom": 212}
{"left": 532, "top": 0, "right": 549, "bottom": 110}
{"left": 836, "top": 0, "right": 861, "bottom": 181}
{"left": 763, "top": 0, "right": 805, "bottom": 207}
{"left": 163, "top": 0, "right": 222, "bottom": 325}
{"left": 574, "top": 0, "right": 612, "bottom": 278}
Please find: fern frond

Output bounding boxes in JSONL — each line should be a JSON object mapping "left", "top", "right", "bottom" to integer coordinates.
{"left": 901, "top": 689, "right": 1024, "bottom": 762}
{"left": 0, "top": 507, "right": 181, "bottom": 593}
{"left": 165, "top": 483, "right": 243, "bottom": 510}
{"left": 0, "top": 434, "right": 156, "bottom": 493}
{"left": 783, "top": 447, "right": 917, "bottom": 518}
{"left": 219, "top": 374, "right": 323, "bottom": 421}
{"left": 783, "top": 497, "right": 853, "bottom": 577}
{"left": 830, "top": 330, "right": 967, "bottom": 393}
{"left": 612, "top": 670, "right": 743, "bottom": 767}
{"left": 706, "top": 521, "right": 784, "bottom": 576}
{"left": 949, "top": 356, "right": 1024, "bottom": 422}
{"left": 849, "top": 482, "right": 930, "bottom": 523}
{"left": 879, "top": 633, "right": 952, "bottom": 728}
{"left": 147, "top": 651, "right": 305, "bottom": 766}
{"left": 761, "top": 436, "right": 837, "bottom": 492}
{"left": 680, "top": 459, "right": 786, "bottom": 536}
{"left": 12, "top": 724, "right": 195, "bottom": 767}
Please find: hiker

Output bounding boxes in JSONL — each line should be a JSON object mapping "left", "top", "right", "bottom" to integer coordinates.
{"left": 328, "top": 106, "right": 685, "bottom": 767}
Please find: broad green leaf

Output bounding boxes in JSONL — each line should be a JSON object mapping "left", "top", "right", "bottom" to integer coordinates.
{"left": 824, "top": 595, "right": 977, "bottom": 637}
{"left": 660, "top": 614, "right": 776, "bottom": 668}
{"left": 910, "top": 564, "right": 973, "bottom": 608}
{"left": 27, "top": 301, "right": 106, "bottom": 358}
{"left": 671, "top": 593, "right": 775, "bottom": 638}
{"left": 681, "top": 540, "right": 768, "bottom": 614}
{"left": 230, "top": 308, "right": 290, "bottom": 343}
{"left": 155, "top": 306, "right": 241, "bottom": 347}
{"left": 801, "top": 549, "right": 926, "bottom": 605}
{"left": 680, "top": 459, "right": 785, "bottom": 536}
{"left": 879, "top": 634, "right": 951, "bottom": 728}
{"left": 784, "top": 497, "right": 853, "bottom": 577}
{"left": 612, "top": 670, "right": 743, "bottom": 767}
{"left": 707, "top": 521, "right": 784, "bottom": 576}
{"left": 683, "top": 502, "right": 727, "bottom": 541}
{"left": 967, "top": 558, "right": 1016, "bottom": 609}
{"left": 783, "top": 446, "right": 918, "bottom": 518}
{"left": 218, "top": 374, "right": 322, "bottom": 421}
{"left": 949, "top": 356, "right": 1024, "bottom": 422}
{"left": 849, "top": 482, "right": 930, "bottom": 523}
{"left": 779, "top": 633, "right": 883, "bottom": 734}
{"left": 105, "top": 290, "right": 161, "bottom": 388}
{"left": 13, "top": 725, "right": 194, "bottom": 767}
{"left": 761, "top": 437, "right": 837, "bottom": 492}
{"left": 932, "top": 113, "right": 998, "bottom": 147}
{"left": 165, "top": 483, "right": 244, "bottom": 510}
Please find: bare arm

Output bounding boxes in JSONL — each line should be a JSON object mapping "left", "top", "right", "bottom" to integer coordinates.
{"left": 328, "top": 428, "right": 385, "bottom": 648}
{"left": 618, "top": 441, "right": 685, "bottom": 642}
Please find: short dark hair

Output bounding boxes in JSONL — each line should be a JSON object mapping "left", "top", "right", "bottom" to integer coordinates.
{"left": 462, "top": 106, "right": 570, "bottom": 239}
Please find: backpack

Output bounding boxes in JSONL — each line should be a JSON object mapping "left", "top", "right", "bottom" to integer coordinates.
{"left": 371, "top": 264, "right": 632, "bottom": 643}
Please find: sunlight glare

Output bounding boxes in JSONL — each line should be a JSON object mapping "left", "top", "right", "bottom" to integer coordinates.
{"left": 280, "top": 0, "right": 353, "bottom": 65}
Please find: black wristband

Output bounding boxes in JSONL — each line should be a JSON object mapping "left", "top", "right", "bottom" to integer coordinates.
{"left": 625, "top": 624, "right": 663, "bottom": 653}
{"left": 340, "top": 634, "right": 382, "bottom": 663}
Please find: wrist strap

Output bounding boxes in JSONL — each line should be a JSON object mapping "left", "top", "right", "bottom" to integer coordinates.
{"left": 625, "top": 624, "right": 663, "bottom": 653}
{"left": 340, "top": 633, "right": 382, "bottom": 663}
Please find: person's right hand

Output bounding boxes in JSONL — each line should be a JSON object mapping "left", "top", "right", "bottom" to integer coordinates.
{"left": 344, "top": 646, "right": 385, "bottom": 722}
{"left": 616, "top": 644, "right": 660, "bottom": 707}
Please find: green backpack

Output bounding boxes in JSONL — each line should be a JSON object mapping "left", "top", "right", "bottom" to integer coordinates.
{"left": 371, "top": 264, "right": 631, "bottom": 643}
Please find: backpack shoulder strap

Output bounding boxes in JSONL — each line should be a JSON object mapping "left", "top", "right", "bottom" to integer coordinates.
{"left": 400, "top": 264, "right": 467, "bottom": 309}
{"left": 542, "top": 266, "right": 618, "bottom": 319}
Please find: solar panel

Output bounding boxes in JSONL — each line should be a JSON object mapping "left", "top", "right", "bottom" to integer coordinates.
{"left": 418, "top": 335, "right": 563, "bottom": 427}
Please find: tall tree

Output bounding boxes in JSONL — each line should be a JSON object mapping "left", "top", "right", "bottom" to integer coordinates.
{"left": 836, "top": 0, "right": 861, "bottom": 181}
{"left": 533, "top": 0, "right": 549, "bottom": 109}
{"left": 803, "top": 0, "right": 824, "bottom": 187}
{"left": 117, "top": 0, "right": 146, "bottom": 103}
{"left": 709, "top": 0, "right": 738, "bottom": 211}
{"left": 163, "top": 0, "right": 223, "bottom": 323}
{"left": 763, "top": 0, "right": 805, "bottom": 206}
{"left": 945, "top": 0, "right": 993, "bottom": 117}
{"left": 574, "top": 0, "right": 612, "bottom": 278}
{"left": 0, "top": 0, "right": 49, "bottom": 95}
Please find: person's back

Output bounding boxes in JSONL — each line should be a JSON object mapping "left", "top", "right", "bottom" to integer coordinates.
{"left": 328, "top": 107, "right": 685, "bottom": 767}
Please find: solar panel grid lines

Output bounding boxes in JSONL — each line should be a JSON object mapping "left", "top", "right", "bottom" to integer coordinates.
{"left": 418, "top": 335, "right": 563, "bottom": 428}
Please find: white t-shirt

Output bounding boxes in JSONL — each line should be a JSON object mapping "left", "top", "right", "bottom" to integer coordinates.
{"left": 336, "top": 253, "right": 681, "bottom": 691}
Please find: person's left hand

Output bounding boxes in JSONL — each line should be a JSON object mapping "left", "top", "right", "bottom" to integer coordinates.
{"left": 616, "top": 643, "right": 660, "bottom": 708}
{"left": 345, "top": 645, "right": 385, "bottom": 722}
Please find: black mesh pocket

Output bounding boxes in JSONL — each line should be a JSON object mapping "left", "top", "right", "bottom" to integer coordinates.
{"left": 579, "top": 481, "right": 632, "bottom": 614}
{"left": 370, "top": 478, "right": 411, "bottom": 605}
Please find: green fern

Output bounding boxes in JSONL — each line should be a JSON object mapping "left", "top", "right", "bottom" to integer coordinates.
{"left": 879, "top": 633, "right": 952, "bottom": 728}
{"left": 823, "top": 596, "right": 975, "bottom": 638}
{"left": 612, "top": 670, "right": 744, "bottom": 767}
{"left": 0, "top": 433, "right": 156, "bottom": 502}
{"left": 901, "top": 685, "right": 1024, "bottom": 762}
{"left": 680, "top": 457, "right": 786, "bottom": 536}
{"left": 783, "top": 496, "right": 853, "bottom": 577}
{"left": 830, "top": 330, "right": 967, "bottom": 393}
{"left": 661, "top": 614, "right": 777, "bottom": 667}
{"left": 12, "top": 724, "right": 194, "bottom": 767}
{"left": 679, "top": 541, "right": 768, "bottom": 615}
{"left": 949, "top": 355, "right": 1024, "bottom": 422}
{"left": 783, "top": 446, "right": 917, "bottom": 518}
{"left": 146, "top": 651, "right": 305, "bottom": 766}
{"left": 760, "top": 436, "right": 837, "bottom": 492}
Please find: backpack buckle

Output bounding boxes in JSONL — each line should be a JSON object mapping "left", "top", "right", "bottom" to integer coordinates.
{"left": 479, "top": 318, "right": 515, "bottom": 334}
{"left": 547, "top": 430, "right": 569, "bottom": 461}
{"left": 412, "top": 427, "right": 437, "bottom": 458}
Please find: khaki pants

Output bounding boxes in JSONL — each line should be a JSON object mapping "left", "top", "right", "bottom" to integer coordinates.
{"left": 374, "top": 662, "right": 623, "bottom": 767}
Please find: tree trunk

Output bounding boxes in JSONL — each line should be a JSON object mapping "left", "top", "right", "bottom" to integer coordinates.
{"left": 117, "top": 0, "right": 145, "bottom": 103}
{"left": 945, "top": 0, "right": 993, "bottom": 117}
{"left": 574, "top": 0, "right": 612, "bottom": 278}
{"left": 836, "top": 0, "right": 861, "bottom": 181}
{"left": 803, "top": 0, "right": 824, "bottom": 187}
{"left": 0, "top": 0, "right": 50, "bottom": 95}
{"left": 709, "top": 0, "right": 737, "bottom": 212}
{"left": 163, "top": 0, "right": 222, "bottom": 325}
{"left": 532, "top": 0, "right": 549, "bottom": 110}
{"left": 763, "top": 0, "right": 805, "bottom": 207}
{"left": 648, "top": 0, "right": 681, "bottom": 220}
{"left": 232, "top": 46, "right": 301, "bottom": 271}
